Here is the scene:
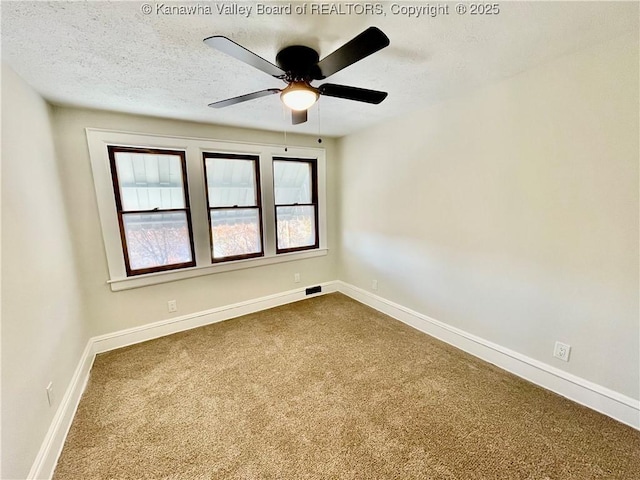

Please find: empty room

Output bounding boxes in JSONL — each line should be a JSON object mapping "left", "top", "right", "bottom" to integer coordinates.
{"left": 2, "top": 1, "right": 639, "bottom": 479}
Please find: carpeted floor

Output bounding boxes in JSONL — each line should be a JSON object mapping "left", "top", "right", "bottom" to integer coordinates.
{"left": 53, "top": 293, "right": 640, "bottom": 479}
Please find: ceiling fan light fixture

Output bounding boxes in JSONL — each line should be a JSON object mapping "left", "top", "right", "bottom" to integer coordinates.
{"left": 280, "top": 82, "right": 319, "bottom": 111}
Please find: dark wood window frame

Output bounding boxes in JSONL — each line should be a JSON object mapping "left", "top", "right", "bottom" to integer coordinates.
{"left": 203, "top": 152, "right": 265, "bottom": 263}
{"left": 108, "top": 146, "right": 196, "bottom": 276}
{"left": 273, "top": 157, "right": 320, "bottom": 254}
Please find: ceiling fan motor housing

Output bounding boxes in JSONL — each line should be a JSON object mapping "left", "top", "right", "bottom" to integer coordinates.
{"left": 276, "top": 45, "right": 322, "bottom": 82}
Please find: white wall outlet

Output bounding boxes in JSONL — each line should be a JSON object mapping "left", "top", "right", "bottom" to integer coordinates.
{"left": 46, "top": 382, "right": 54, "bottom": 407}
{"left": 553, "top": 341, "right": 571, "bottom": 362}
{"left": 294, "top": 273, "right": 300, "bottom": 283}
{"left": 167, "top": 300, "right": 177, "bottom": 313}
{"left": 372, "top": 279, "right": 378, "bottom": 291}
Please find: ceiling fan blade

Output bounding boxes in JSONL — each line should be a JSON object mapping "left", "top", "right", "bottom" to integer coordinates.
{"left": 291, "top": 109, "right": 308, "bottom": 125}
{"left": 315, "top": 27, "right": 390, "bottom": 79}
{"left": 319, "top": 84, "right": 388, "bottom": 104}
{"left": 208, "top": 89, "right": 281, "bottom": 108}
{"left": 204, "top": 36, "right": 285, "bottom": 78}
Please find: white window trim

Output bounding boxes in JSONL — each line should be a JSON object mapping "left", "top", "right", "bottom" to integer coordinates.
{"left": 86, "top": 128, "right": 327, "bottom": 291}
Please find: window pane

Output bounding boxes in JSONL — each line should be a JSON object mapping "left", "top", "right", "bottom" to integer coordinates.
{"left": 211, "top": 209, "right": 262, "bottom": 259}
{"left": 122, "top": 212, "right": 192, "bottom": 270}
{"left": 115, "top": 152, "right": 185, "bottom": 211}
{"left": 276, "top": 206, "right": 316, "bottom": 250}
{"left": 274, "top": 161, "right": 312, "bottom": 205}
{"left": 205, "top": 157, "right": 257, "bottom": 207}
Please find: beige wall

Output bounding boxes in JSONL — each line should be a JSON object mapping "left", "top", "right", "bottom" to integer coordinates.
{"left": 50, "top": 107, "right": 339, "bottom": 337}
{"left": 338, "top": 32, "right": 639, "bottom": 399}
{"left": 1, "top": 65, "right": 90, "bottom": 479}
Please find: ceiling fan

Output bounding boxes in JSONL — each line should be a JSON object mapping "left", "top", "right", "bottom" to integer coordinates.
{"left": 203, "top": 27, "right": 390, "bottom": 125}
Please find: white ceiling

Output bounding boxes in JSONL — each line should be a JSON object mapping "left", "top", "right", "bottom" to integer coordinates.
{"left": 2, "top": 1, "right": 637, "bottom": 137}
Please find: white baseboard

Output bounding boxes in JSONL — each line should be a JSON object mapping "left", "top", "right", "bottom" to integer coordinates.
{"left": 92, "top": 281, "right": 338, "bottom": 354}
{"left": 28, "top": 282, "right": 337, "bottom": 480}
{"left": 29, "top": 279, "right": 639, "bottom": 479}
{"left": 27, "top": 341, "right": 95, "bottom": 480}
{"left": 337, "top": 281, "right": 640, "bottom": 430}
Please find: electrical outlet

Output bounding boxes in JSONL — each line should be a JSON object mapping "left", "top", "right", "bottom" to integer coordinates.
{"left": 553, "top": 341, "right": 571, "bottom": 362}
{"left": 372, "top": 279, "right": 378, "bottom": 291}
{"left": 46, "top": 382, "right": 54, "bottom": 407}
{"left": 294, "top": 273, "right": 300, "bottom": 283}
{"left": 167, "top": 300, "right": 177, "bottom": 313}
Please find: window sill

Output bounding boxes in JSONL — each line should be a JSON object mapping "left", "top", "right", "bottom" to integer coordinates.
{"left": 107, "top": 248, "right": 328, "bottom": 291}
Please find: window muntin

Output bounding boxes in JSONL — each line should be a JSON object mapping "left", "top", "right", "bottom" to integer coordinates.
{"left": 273, "top": 158, "right": 319, "bottom": 253}
{"left": 204, "top": 153, "right": 264, "bottom": 262}
{"left": 108, "top": 146, "right": 196, "bottom": 276}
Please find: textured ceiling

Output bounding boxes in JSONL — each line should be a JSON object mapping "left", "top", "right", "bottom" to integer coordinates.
{"left": 2, "top": 1, "right": 637, "bottom": 137}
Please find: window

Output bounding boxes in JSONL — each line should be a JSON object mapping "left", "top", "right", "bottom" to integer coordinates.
{"left": 203, "top": 153, "right": 263, "bottom": 262}
{"left": 273, "top": 158, "right": 319, "bottom": 253}
{"left": 107, "top": 146, "right": 196, "bottom": 276}
{"left": 87, "top": 130, "right": 327, "bottom": 290}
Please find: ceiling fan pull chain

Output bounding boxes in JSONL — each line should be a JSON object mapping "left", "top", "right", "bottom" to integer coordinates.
{"left": 317, "top": 102, "right": 322, "bottom": 144}
{"left": 282, "top": 103, "right": 288, "bottom": 152}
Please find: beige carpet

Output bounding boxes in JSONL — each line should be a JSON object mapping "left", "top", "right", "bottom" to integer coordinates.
{"left": 54, "top": 293, "right": 640, "bottom": 479}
